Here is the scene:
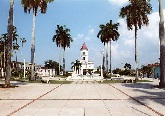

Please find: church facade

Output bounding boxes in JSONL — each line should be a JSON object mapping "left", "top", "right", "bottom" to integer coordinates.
{"left": 80, "top": 43, "right": 94, "bottom": 75}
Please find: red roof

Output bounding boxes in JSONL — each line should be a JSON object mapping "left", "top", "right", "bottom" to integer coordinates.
{"left": 148, "top": 63, "right": 160, "bottom": 67}
{"left": 80, "top": 43, "right": 88, "bottom": 50}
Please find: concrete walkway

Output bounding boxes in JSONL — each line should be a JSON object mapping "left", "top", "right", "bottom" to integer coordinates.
{"left": 0, "top": 79, "right": 165, "bottom": 116}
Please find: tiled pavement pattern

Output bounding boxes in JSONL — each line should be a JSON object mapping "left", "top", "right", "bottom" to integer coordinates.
{"left": 0, "top": 79, "right": 165, "bottom": 116}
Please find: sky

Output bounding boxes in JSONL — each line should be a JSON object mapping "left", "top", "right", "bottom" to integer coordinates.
{"left": 0, "top": 0, "right": 165, "bottom": 71}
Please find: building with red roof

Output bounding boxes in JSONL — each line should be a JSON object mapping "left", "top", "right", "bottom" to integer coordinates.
{"left": 80, "top": 43, "right": 94, "bottom": 75}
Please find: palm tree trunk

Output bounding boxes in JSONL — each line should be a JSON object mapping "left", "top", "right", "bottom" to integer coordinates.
{"left": 0, "top": 56, "right": 1, "bottom": 77}
{"left": 106, "top": 43, "right": 108, "bottom": 72}
{"left": 109, "top": 40, "right": 112, "bottom": 75}
{"left": 15, "top": 51, "right": 18, "bottom": 75}
{"left": 3, "top": 43, "right": 6, "bottom": 77}
{"left": 59, "top": 47, "right": 61, "bottom": 75}
{"left": 158, "top": 0, "right": 165, "bottom": 88}
{"left": 31, "top": 12, "right": 36, "bottom": 81}
{"left": 63, "top": 50, "right": 65, "bottom": 76}
{"left": 5, "top": 0, "right": 14, "bottom": 87}
{"left": 135, "top": 25, "right": 139, "bottom": 80}
{"left": 103, "top": 45, "right": 105, "bottom": 73}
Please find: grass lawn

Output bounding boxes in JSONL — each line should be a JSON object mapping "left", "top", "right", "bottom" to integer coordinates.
{"left": 49, "top": 80, "right": 72, "bottom": 84}
{"left": 100, "top": 80, "right": 124, "bottom": 83}
{"left": 0, "top": 77, "right": 72, "bottom": 84}
{"left": 136, "top": 79, "right": 153, "bottom": 82}
{"left": 29, "top": 80, "right": 73, "bottom": 84}
{"left": 0, "top": 77, "right": 153, "bottom": 84}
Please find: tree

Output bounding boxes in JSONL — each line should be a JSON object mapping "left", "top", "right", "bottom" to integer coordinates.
{"left": 52, "top": 25, "right": 73, "bottom": 75}
{"left": 112, "top": 68, "right": 121, "bottom": 74}
{"left": 71, "top": 59, "right": 82, "bottom": 74}
{"left": 20, "top": 38, "right": 26, "bottom": 48}
{"left": 119, "top": 0, "right": 152, "bottom": 80}
{"left": 1, "top": 26, "right": 24, "bottom": 79}
{"left": 141, "top": 65, "right": 153, "bottom": 78}
{"left": 0, "top": 37, "right": 4, "bottom": 77}
{"left": 122, "top": 63, "right": 132, "bottom": 75}
{"left": 97, "top": 20, "right": 120, "bottom": 74}
{"left": 106, "top": 20, "right": 120, "bottom": 74}
{"left": 20, "top": 37, "right": 26, "bottom": 79}
{"left": 5, "top": 0, "right": 14, "bottom": 87}
{"left": 0, "top": 33, "right": 8, "bottom": 77}
{"left": 158, "top": 0, "right": 165, "bottom": 88}
{"left": 21, "top": 0, "right": 54, "bottom": 81}
{"left": 124, "top": 63, "right": 131, "bottom": 70}
{"left": 12, "top": 26, "right": 20, "bottom": 65}
{"left": 44, "top": 60, "right": 61, "bottom": 75}
{"left": 97, "top": 24, "right": 109, "bottom": 72}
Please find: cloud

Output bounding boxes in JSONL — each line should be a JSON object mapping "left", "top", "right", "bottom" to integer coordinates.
{"left": 85, "top": 36, "right": 91, "bottom": 41}
{"left": 88, "top": 28, "right": 95, "bottom": 35}
{"left": 113, "top": 10, "right": 165, "bottom": 69}
{"left": 73, "top": 26, "right": 95, "bottom": 41}
{"left": 124, "top": 39, "right": 134, "bottom": 47}
{"left": 84, "top": 27, "right": 95, "bottom": 41}
{"left": 137, "top": 11, "right": 164, "bottom": 45}
{"left": 111, "top": 43, "right": 132, "bottom": 59}
{"left": 73, "top": 33, "right": 84, "bottom": 41}
{"left": 77, "top": 34, "right": 84, "bottom": 39}
{"left": 108, "top": 0, "right": 128, "bottom": 7}
{"left": 118, "top": 18, "right": 134, "bottom": 48}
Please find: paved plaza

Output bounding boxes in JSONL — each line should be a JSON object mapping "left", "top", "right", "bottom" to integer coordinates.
{"left": 0, "top": 79, "right": 165, "bottom": 116}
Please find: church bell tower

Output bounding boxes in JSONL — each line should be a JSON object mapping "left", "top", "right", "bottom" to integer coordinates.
{"left": 80, "top": 42, "right": 88, "bottom": 63}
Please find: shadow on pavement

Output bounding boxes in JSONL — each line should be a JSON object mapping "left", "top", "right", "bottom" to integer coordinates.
{"left": 0, "top": 81, "right": 29, "bottom": 88}
{"left": 122, "top": 83, "right": 165, "bottom": 106}
{"left": 122, "top": 83, "right": 155, "bottom": 89}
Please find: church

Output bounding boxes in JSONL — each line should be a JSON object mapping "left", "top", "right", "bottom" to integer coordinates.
{"left": 79, "top": 43, "right": 94, "bottom": 75}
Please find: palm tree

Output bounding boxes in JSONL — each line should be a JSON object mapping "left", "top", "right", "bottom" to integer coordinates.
{"left": 1, "top": 26, "right": 22, "bottom": 80}
{"left": 0, "top": 37, "right": 4, "bottom": 77}
{"left": 97, "top": 24, "right": 109, "bottom": 72}
{"left": 13, "top": 43, "right": 19, "bottom": 61}
{"left": 13, "top": 43, "right": 19, "bottom": 73}
{"left": 71, "top": 59, "right": 82, "bottom": 74}
{"left": 5, "top": 0, "right": 14, "bottom": 87}
{"left": 20, "top": 38, "right": 26, "bottom": 48}
{"left": 12, "top": 26, "right": 19, "bottom": 65}
{"left": 97, "top": 20, "right": 120, "bottom": 74}
{"left": 1, "top": 33, "right": 8, "bottom": 77}
{"left": 21, "top": 0, "right": 54, "bottom": 80}
{"left": 106, "top": 20, "right": 120, "bottom": 74}
{"left": 119, "top": 0, "right": 152, "bottom": 80}
{"left": 52, "top": 25, "right": 73, "bottom": 75}
{"left": 158, "top": 0, "right": 165, "bottom": 88}
{"left": 20, "top": 38, "right": 26, "bottom": 78}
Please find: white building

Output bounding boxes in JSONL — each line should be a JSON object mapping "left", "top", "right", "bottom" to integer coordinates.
{"left": 80, "top": 43, "right": 94, "bottom": 75}
{"left": 36, "top": 67, "right": 56, "bottom": 77}
{"left": 24, "top": 63, "right": 55, "bottom": 77}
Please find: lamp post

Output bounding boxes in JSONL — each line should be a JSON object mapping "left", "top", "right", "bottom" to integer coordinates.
{"left": 100, "top": 51, "right": 104, "bottom": 77}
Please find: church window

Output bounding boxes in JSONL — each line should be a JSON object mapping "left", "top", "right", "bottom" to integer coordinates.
{"left": 83, "top": 52, "right": 85, "bottom": 55}
{"left": 83, "top": 57, "right": 85, "bottom": 60}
